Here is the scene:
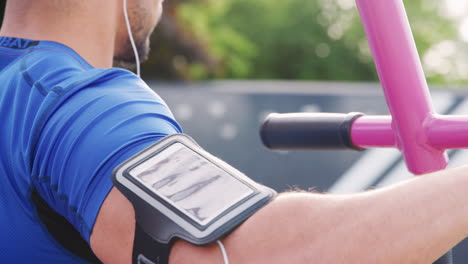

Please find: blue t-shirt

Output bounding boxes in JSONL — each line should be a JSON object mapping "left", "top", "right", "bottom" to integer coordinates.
{"left": 0, "top": 37, "right": 182, "bottom": 263}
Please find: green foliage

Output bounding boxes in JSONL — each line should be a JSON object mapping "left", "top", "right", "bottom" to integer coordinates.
{"left": 149, "top": 0, "right": 467, "bottom": 83}
{"left": 178, "top": 0, "right": 257, "bottom": 78}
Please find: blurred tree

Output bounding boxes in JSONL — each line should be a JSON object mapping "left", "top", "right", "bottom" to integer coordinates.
{"left": 0, "top": 0, "right": 464, "bottom": 83}
{"left": 143, "top": 0, "right": 467, "bottom": 84}
{"left": 142, "top": 0, "right": 220, "bottom": 80}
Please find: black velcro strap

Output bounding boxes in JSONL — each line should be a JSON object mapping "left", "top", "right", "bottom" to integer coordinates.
{"left": 31, "top": 189, "right": 102, "bottom": 263}
{"left": 133, "top": 223, "right": 172, "bottom": 264}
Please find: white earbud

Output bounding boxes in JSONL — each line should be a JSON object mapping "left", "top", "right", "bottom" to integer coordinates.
{"left": 217, "top": 240, "right": 230, "bottom": 264}
{"left": 123, "top": 0, "right": 141, "bottom": 77}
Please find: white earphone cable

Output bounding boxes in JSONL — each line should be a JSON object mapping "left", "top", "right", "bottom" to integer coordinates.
{"left": 216, "top": 240, "right": 230, "bottom": 264}
{"left": 123, "top": 0, "right": 141, "bottom": 77}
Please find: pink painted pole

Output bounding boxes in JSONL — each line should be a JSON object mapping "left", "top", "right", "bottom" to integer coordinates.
{"left": 355, "top": 0, "right": 448, "bottom": 175}
{"left": 351, "top": 116, "right": 394, "bottom": 148}
{"left": 351, "top": 115, "right": 468, "bottom": 150}
{"left": 428, "top": 115, "right": 468, "bottom": 149}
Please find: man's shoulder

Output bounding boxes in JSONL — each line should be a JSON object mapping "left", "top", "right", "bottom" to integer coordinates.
{"left": 20, "top": 46, "right": 140, "bottom": 94}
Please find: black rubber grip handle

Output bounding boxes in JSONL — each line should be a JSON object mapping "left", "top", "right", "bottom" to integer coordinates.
{"left": 260, "top": 112, "right": 364, "bottom": 150}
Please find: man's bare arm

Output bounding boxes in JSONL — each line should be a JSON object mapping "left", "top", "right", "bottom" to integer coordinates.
{"left": 91, "top": 165, "right": 468, "bottom": 264}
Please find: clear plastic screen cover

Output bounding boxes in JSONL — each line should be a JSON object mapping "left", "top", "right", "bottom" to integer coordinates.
{"left": 128, "top": 143, "right": 255, "bottom": 227}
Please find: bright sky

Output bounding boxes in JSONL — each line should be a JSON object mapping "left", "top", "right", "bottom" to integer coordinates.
{"left": 444, "top": 0, "right": 468, "bottom": 42}
{"left": 461, "top": 18, "right": 468, "bottom": 42}
{"left": 420, "top": 0, "right": 468, "bottom": 80}
{"left": 444, "top": 0, "right": 468, "bottom": 18}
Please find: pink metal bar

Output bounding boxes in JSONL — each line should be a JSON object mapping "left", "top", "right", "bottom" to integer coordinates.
{"left": 351, "top": 114, "right": 468, "bottom": 150}
{"left": 427, "top": 115, "right": 468, "bottom": 149}
{"left": 351, "top": 116, "right": 395, "bottom": 148}
{"left": 355, "top": 0, "right": 447, "bottom": 174}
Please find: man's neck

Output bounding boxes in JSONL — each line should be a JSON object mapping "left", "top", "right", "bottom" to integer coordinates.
{"left": 0, "top": 0, "right": 119, "bottom": 68}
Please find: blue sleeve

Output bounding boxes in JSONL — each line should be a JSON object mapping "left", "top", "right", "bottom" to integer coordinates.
{"left": 31, "top": 72, "right": 182, "bottom": 243}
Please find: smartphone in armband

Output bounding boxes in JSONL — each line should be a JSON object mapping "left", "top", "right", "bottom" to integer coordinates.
{"left": 112, "top": 133, "right": 277, "bottom": 264}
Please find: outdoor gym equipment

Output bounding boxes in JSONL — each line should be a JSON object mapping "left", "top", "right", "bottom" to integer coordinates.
{"left": 260, "top": 0, "right": 463, "bottom": 263}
